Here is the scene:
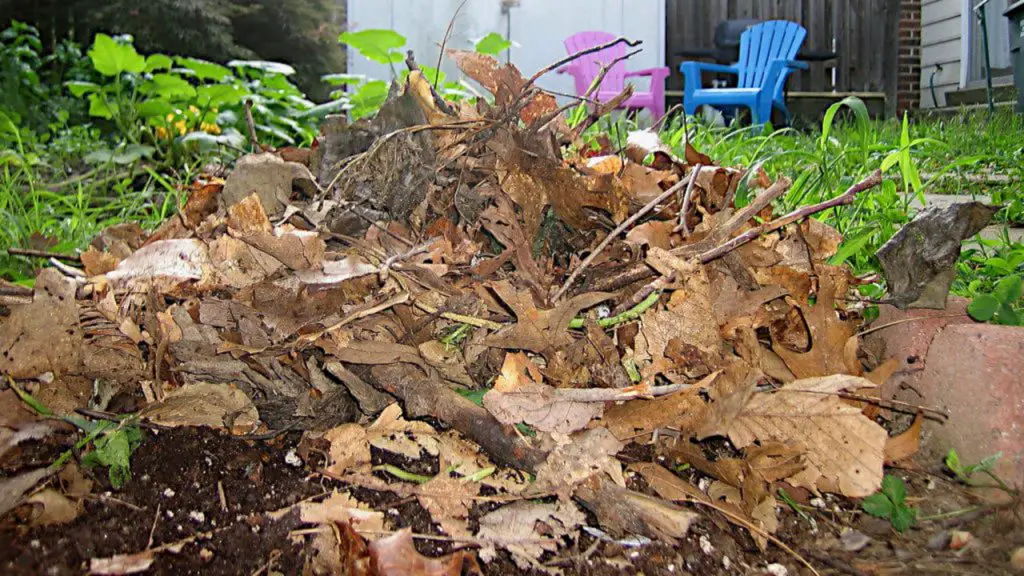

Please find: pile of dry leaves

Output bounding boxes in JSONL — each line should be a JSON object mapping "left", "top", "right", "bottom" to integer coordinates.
{"left": 1, "top": 44, "right": 921, "bottom": 574}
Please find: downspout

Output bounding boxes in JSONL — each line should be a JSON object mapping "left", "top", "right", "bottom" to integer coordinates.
{"left": 974, "top": 0, "right": 997, "bottom": 113}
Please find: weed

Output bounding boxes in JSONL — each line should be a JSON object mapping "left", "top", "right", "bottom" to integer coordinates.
{"left": 862, "top": 474, "right": 917, "bottom": 533}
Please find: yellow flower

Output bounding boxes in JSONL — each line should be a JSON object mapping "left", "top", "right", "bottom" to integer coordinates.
{"left": 165, "top": 113, "right": 176, "bottom": 122}
{"left": 174, "top": 120, "right": 188, "bottom": 136}
{"left": 188, "top": 105, "right": 200, "bottom": 115}
{"left": 200, "top": 122, "right": 221, "bottom": 135}
{"left": 155, "top": 126, "right": 169, "bottom": 139}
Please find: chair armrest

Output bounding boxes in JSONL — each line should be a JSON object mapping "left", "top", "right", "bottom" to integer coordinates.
{"left": 680, "top": 61, "right": 740, "bottom": 76}
{"left": 624, "top": 66, "right": 671, "bottom": 79}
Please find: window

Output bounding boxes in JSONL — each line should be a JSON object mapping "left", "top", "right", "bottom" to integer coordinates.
{"left": 962, "top": 0, "right": 1013, "bottom": 87}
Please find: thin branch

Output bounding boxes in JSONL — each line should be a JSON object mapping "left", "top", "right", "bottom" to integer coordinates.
{"left": 434, "top": 0, "right": 469, "bottom": 89}
{"left": 525, "top": 36, "right": 642, "bottom": 90}
{"left": 6, "top": 248, "right": 82, "bottom": 262}
{"left": 675, "top": 163, "right": 702, "bottom": 236}
{"left": 696, "top": 170, "right": 883, "bottom": 264}
{"left": 553, "top": 172, "right": 694, "bottom": 302}
{"left": 244, "top": 99, "right": 259, "bottom": 152}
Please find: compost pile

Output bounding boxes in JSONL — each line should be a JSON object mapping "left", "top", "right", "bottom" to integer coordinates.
{"left": 1, "top": 47, "right": 908, "bottom": 574}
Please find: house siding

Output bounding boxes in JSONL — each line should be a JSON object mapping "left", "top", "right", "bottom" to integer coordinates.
{"left": 920, "top": 0, "right": 963, "bottom": 107}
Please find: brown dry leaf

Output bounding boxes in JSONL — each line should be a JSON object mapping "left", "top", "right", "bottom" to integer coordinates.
{"left": 58, "top": 461, "right": 94, "bottom": 499}
{"left": 322, "top": 424, "right": 372, "bottom": 476}
{"left": 729, "top": 375, "right": 887, "bottom": 497}
{"left": 105, "top": 239, "right": 213, "bottom": 292}
{"left": 89, "top": 550, "right": 157, "bottom": 575}
{"left": 494, "top": 135, "right": 629, "bottom": 234}
{"left": 221, "top": 152, "right": 316, "bottom": 217}
{"left": 369, "top": 528, "right": 480, "bottom": 576}
{"left": 226, "top": 192, "right": 272, "bottom": 234}
{"left": 80, "top": 246, "right": 121, "bottom": 276}
{"left": 297, "top": 491, "right": 384, "bottom": 533}
{"left": 447, "top": 50, "right": 557, "bottom": 129}
{"left": 479, "top": 193, "right": 548, "bottom": 289}
{"left": 405, "top": 69, "right": 454, "bottom": 126}
{"left": 624, "top": 130, "right": 682, "bottom": 170}
{"left": 418, "top": 341, "right": 474, "bottom": 388}
{"left": 530, "top": 428, "right": 624, "bottom": 498}
{"left": 206, "top": 235, "right": 283, "bottom": 290}
{"left": 26, "top": 488, "right": 81, "bottom": 525}
{"left": 692, "top": 360, "right": 761, "bottom": 439}
{"left": 233, "top": 225, "right": 325, "bottom": 271}
{"left": 637, "top": 249, "right": 723, "bottom": 378}
{"left": 139, "top": 383, "right": 258, "bottom": 434}
{"left": 619, "top": 162, "right": 676, "bottom": 206}
{"left": 0, "top": 467, "right": 54, "bottom": 519}
{"left": 416, "top": 474, "right": 476, "bottom": 538}
{"left": 773, "top": 267, "right": 860, "bottom": 378}
{"left": 366, "top": 403, "right": 439, "bottom": 460}
{"left": 476, "top": 500, "right": 585, "bottom": 570}
{"left": 484, "top": 281, "right": 612, "bottom": 356}
{"left": 576, "top": 475, "right": 698, "bottom": 544}
{"left": 601, "top": 371, "right": 717, "bottom": 440}
{"left": 884, "top": 412, "right": 923, "bottom": 464}
{"left": 0, "top": 270, "right": 83, "bottom": 379}
{"left": 626, "top": 220, "right": 676, "bottom": 250}
{"left": 631, "top": 463, "right": 711, "bottom": 503}
{"left": 0, "top": 421, "right": 56, "bottom": 462}
{"left": 482, "top": 352, "right": 602, "bottom": 434}
{"left": 295, "top": 256, "right": 378, "bottom": 286}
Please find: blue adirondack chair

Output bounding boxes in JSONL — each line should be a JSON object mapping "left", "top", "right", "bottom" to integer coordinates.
{"left": 680, "top": 21, "right": 809, "bottom": 126}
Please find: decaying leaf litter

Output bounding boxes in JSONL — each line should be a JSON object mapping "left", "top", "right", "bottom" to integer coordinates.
{"left": 0, "top": 41, "right": 1010, "bottom": 575}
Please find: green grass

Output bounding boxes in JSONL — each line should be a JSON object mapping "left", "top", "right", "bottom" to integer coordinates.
{"left": 0, "top": 123, "right": 188, "bottom": 282}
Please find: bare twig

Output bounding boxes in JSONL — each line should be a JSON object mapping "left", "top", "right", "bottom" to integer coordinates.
{"left": 434, "top": 0, "right": 469, "bottom": 89}
{"left": 244, "top": 99, "right": 259, "bottom": 152}
{"left": 675, "top": 163, "right": 702, "bottom": 236}
{"left": 554, "top": 173, "right": 694, "bottom": 302}
{"left": 695, "top": 170, "right": 883, "bottom": 263}
{"left": 6, "top": 248, "right": 82, "bottom": 262}
{"left": 525, "top": 36, "right": 642, "bottom": 89}
{"left": 552, "top": 382, "right": 690, "bottom": 402}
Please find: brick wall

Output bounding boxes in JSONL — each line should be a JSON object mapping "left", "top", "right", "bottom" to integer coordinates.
{"left": 898, "top": 0, "right": 922, "bottom": 113}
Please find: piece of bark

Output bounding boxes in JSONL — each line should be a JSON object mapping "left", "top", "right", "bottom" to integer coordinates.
{"left": 370, "top": 364, "right": 547, "bottom": 472}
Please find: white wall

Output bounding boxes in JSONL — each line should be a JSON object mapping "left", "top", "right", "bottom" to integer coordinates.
{"left": 346, "top": 0, "right": 666, "bottom": 105}
{"left": 920, "top": 0, "right": 963, "bottom": 108}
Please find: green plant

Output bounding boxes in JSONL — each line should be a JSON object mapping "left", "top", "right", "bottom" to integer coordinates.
{"left": 81, "top": 421, "right": 144, "bottom": 488}
{"left": 966, "top": 273, "right": 1022, "bottom": 325}
{"left": 862, "top": 474, "right": 917, "bottom": 533}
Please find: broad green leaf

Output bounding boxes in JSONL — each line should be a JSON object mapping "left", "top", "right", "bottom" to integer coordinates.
{"left": 112, "top": 144, "right": 155, "bottom": 165}
{"left": 88, "top": 33, "right": 145, "bottom": 76}
{"left": 339, "top": 29, "right": 407, "bottom": 64}
{"left": 861, "top": 493, "right": 893, "bottom": 519}
{"left": 142, "top": 73, "right": 196, "bottom": 99}
{"left": 475, "top": 32, "right": 512, "bottom": 55}
{"left": 196, "top": 84, "right": 247, "bottom": 108}
{"left": 995, "top": 275, "right": 1023, "bottom": 304}
{"left": 65, "top": 80, "right": 100, "bottom": 97}
{"left": 175, "top": 57, "right": 231, "bottom": 81}
{"left": 967, "top": 294, "right": 1000, "bottom": 322}
{"left": 350, "top": 80, "right": 388, "bottom": 120}
{"left": 136, "top": 98, "right": 176, "bottom": 119}
{"left": 228, "top": 59, "right": 295, "bottom": 76}
{"left": 321, "top": 73, "right": 366, "bottom": 86}
{"left": 829, "top": 229, "right": 873, "bottom": 266}
{"left": 881, "top": 475, "right": 906, "bottom": 504}
{"left": 145, "top": 53, "right": 173, "bottom": 72}
{"left": 996, "top": 304, "right": 1020, "bottom": 326}
{"left": 83, "top": 148, "right": 113, "bottom": 164}
{"left": 890, "top": 505, "right": 916, "bottom": 533}
{"left": 87, "top": 94, "right": 114, "bottom": 119}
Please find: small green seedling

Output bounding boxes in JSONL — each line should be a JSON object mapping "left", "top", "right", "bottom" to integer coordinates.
{"left": 862, "top": 474, "right": 917, "bottom": 533}
{"left": 946, "top": 448, "right": 1002, "bottom": 483}
{"left": 967, "top": 274, "right": 1022, "bottom": 326}
{"left": 81, "top": 422, "right": 143, "bottom": 489}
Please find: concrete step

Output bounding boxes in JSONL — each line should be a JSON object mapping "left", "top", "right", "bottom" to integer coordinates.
{"left": 944, "top": 81, "right": 1017, "bottom": 107}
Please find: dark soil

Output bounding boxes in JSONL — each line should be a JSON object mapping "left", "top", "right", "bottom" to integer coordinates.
{"left": 1, "top": 426, "right": 1021, "bottom": 575}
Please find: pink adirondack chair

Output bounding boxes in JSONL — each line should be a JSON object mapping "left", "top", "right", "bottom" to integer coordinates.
{"left": 558, "top": 31, "right": 670, "bottom": 121}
